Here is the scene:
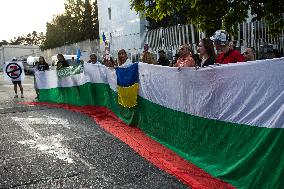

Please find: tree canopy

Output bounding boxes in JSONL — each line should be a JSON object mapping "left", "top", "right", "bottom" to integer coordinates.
{"left": 1, "top": 0, "right": 99, "bottom": 50}
{"left": 43, "top": 0, "right": 99, "bottom": 50}
{"left": 130, "top": 0, "right": 284, "bottom": 36}
{"left": 0, "top": 31, "right": 45, "bottom": 47}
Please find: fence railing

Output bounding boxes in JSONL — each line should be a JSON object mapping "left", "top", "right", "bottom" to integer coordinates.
{"left": 41, "top": 21, "right": 283, "bottom": 63}
{"left": 145, "top": 21, "right": 284, "bottom": 59}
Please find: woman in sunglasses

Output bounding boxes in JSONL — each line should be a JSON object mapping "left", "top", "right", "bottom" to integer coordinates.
{"left": 174, "top": 44, "right": 195, "bottom": 68}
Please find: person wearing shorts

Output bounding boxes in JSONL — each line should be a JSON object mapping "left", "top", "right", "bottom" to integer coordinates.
{"left": 12, "top": 80, "right": 24, "bottom": 98}
{"left": 10, "top": 58, "right": 24, "bottom": 98}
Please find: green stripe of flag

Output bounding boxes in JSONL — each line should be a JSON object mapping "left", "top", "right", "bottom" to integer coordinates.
{"left": 39, "top": 83, "right": 284, "bottom": 189}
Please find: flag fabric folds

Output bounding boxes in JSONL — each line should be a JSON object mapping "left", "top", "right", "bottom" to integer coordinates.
{"left": 57, "top": 65, "right": 84, "bottom": 78}
{"left": 116, "top": 63, "right": 139, "bottom": 108}
{"left": 35, "top": 59, "right": 284, "bottom": 189}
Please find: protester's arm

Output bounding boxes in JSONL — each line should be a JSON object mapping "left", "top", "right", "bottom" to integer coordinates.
{"left": 234, "top": 52, "right": 246, "bottom": 62}
{"left": 166, "top": 59, "right": 170, "bottom": 66}
{"left": 184, "top": 57, "right": 195, "bottom": 67}
{"left": 151, "top": 54, "right": 157, "bottom": 64}
{"left": 45, "top": 63, "right": 50, "bottom": 70}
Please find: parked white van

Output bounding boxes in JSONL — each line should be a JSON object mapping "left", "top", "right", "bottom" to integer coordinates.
{"left": 25, "top": 56, "right": 39, "bottom": 74}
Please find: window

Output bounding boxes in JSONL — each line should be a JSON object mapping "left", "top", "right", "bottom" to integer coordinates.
{"left": 108, "top": 8, "right": 111, "bottom": 20}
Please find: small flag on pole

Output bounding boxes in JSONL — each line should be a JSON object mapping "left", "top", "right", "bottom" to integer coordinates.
{"left": 102, "top": 32, "right": 106, "bottom": 43}
{"left": 76, "top": 49, "right": 81, "bottom": 64}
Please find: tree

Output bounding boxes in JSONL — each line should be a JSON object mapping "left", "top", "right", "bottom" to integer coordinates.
{"left": 37, "top": 32, "right": 46, "bottom": 47}
{"left": 130, "top": 0, "right": 284, "bottom": 36}
{"left": 81, "top": 0, "right": 99, "bottom": 40}
{"left": 44, "top": 15, "right": 67, "bottom": 49}
{"left": 5, "top": 31, "right": 46, "bottom": 47}
{"left": 24, "top": 31, "right": 40, "bottom": 45}
{"left": 9, "top": 36, "right": 25, "bottom": 45}
{"left": 250, "top": 0, "right": 284, "bottom": 35}
{"left": 82, "top": 0, "right": 94, "bottom": 40}
{"left": 64, "top": 0, "right": 85, "bottom": 43}
{"left": 42, "top": 0, "right": 99, "bottom": 50}
{"left": 92, "top": 0, "right": 99, "bottom": 39}
{"left": 0, "top": 40, "right": 8, "bottom": 47}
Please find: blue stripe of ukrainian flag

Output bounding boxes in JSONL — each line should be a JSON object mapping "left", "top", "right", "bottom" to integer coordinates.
{"left": 116, "top": 63, "right": 139, "bottom": 108}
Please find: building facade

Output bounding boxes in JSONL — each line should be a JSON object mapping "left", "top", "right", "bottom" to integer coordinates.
{"left": 97, "top": 0, "right": 147, "bottom": 54}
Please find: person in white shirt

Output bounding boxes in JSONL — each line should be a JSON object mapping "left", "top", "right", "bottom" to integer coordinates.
{"left": 88, "top": 54, "right": 101, "bottom": 65}
{"left": 117, "top": 49, "right": 132, "bottom": 67}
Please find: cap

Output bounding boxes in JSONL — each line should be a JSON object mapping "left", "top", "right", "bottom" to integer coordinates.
{"left": 210, "top": 30, "right": 230, "bottom": 45}
{"left": 12, "top": 57, "right": 17, "bottom": 61}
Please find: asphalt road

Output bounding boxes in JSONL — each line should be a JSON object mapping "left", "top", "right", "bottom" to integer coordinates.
{"left": 0, "top": 73, "right": 189, "bottom": 189}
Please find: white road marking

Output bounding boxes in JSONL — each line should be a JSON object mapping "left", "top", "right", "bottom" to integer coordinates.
{"left": 11, "top": 117, "right": 94, "bottom": 169}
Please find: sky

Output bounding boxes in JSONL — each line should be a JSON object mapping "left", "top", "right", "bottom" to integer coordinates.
{"left": 0, "top": 0, "right": 66, "bottom": 41}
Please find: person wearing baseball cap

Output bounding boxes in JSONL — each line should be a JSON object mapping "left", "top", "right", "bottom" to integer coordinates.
{"left": 210, "top": 30, "right": 245, "bottom": 64}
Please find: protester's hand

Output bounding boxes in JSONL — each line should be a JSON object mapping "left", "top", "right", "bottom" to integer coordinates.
{"left": 108, "top": 67, "right": 115, "bottom": 71}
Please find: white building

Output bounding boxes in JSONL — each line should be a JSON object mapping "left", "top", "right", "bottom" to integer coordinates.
{"left": 0, "top": 45, "right": 41, "bottom": 64}
{"left": 97, "top": 0, "right": 147, "bottom": 53}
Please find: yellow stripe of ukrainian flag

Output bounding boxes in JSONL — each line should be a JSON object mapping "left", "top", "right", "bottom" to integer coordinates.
{"left": 117, "top": 83, "right": 139, "bottom": 108}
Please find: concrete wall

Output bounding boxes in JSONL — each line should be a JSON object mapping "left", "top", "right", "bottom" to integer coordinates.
{"left": 0, "top": 45, "right": 41, "bottom": 64}
{"left": 42, "top": 39, "right": 100, "bottom": 63}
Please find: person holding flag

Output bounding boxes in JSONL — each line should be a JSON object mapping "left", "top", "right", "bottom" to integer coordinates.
{"left": 56, "top": 54, "right": 69, "bottom": 70}
{"left": 34, "top": 56, "right": 49, "bottom": 99}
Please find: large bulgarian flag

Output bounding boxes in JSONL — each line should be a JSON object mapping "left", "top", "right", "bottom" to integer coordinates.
{"left": 35, "top": 59, "right": 284, "bottom": 189}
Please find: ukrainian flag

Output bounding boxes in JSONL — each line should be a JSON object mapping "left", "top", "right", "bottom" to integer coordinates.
{"left": 116, "top": 63, "right": 139, "bottom": 108}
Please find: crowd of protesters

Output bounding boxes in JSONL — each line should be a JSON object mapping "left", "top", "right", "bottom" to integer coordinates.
{"left": 85, "top": 29, "right": 282, "bottom": 69}
{"left": 29, "top": 29, "right": 282, "bottom": 100}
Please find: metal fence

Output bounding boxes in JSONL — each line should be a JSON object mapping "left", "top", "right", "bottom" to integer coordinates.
{"left": 42, "top": 21, "right": 283, "bottom": 63}
{"left": 145, "top": 21, "right": 284, "bottom": 59}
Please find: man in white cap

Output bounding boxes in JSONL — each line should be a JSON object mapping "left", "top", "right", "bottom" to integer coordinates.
{"left": 210, "top": 30, "right": 245, "bottom": 64}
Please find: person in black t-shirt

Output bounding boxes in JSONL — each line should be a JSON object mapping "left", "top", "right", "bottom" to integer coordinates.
{"left": 35, "top": 56, "right": 49, "bottom": 71}
{"left": 56, "top": 54, "right": 69, "bottom": 70}
{"left": 157, "top": 50, "right": 170, "bottom": 66}
{"left": 34, "top": 56, "right": 49, "bottom": 99}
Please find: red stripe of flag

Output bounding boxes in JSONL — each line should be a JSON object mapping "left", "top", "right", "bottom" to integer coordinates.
{"left": 20, "top": 102, "right": 235, "bottom": 189}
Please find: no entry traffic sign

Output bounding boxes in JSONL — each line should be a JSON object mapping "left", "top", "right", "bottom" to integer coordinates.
{"left": 5, "top": 62, "right": 23, "bottom": 79}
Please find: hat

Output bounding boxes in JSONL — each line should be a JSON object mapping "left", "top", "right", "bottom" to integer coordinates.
{"left": 12, "top": 57, "right": 17, "bottom": 61}
{"left": 158, "top": 50, "right": 165, "bottom": 54}
{"left": 210, "top": 30, "right": 230, "bottom": 45}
